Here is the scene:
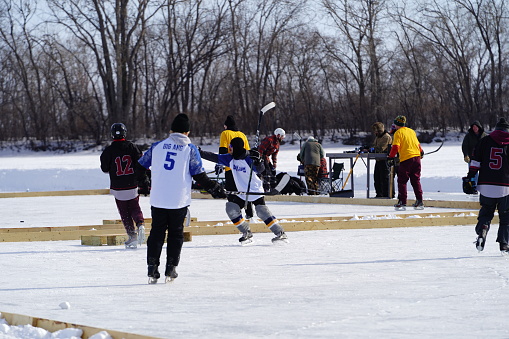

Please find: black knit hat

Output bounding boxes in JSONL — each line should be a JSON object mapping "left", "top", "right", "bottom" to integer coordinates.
{"left": 495, "top": 118, "right": 509, "bottom": 132}
{"left": 224, "top": 115, "right": 236, "bottom": 129}
{"left": 171, "top": 113, "right": 190, "bottom": 133}
{"left": 230, "top": 137, "right": 245, "bottom": 159}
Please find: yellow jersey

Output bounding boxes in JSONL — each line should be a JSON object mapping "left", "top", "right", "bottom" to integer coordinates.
{"left": 219, "top": 130, "right": 250, "bottom": 170}
{"left": 392, "top": 127, "right": 421, "bottom": 162}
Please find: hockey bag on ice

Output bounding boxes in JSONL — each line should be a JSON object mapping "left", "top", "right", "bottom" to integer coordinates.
{"left": 276, "top": 172, "right": 307, "bottom": 195}
{"left": 462, "top": 177, "right": 477, "bottom": 195}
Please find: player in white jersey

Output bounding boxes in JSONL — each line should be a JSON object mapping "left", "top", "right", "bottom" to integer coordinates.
{"left": 138, "top": 113, "right": 226, "bottom": 284}
{"left": 200, "top": 137, "right": 288, "bottom": 244}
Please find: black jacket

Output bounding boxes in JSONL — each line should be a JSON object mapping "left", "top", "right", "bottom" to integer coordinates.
{"left": 462, "top": 121, "right": 486, "bottom": 157}
{"left": 469, "top": 130, "right": 509, "bottom": 188}
{"left": 100, "top": 140, "right": 146, "bottom": 190}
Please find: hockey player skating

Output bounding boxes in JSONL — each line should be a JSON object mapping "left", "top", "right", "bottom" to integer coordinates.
{"left": 100, "top": 123, "right": 148, "bottom": 249}
{"left": 200, "top": 137, "right": 288, "bottom": 244}
{"left": 138, "top": 114, "right": 227, "bottom": 284}
{"left": 218, "top": 115, "right": 254, "bottom": 219}
{"left": 387, "top": 115, "right": 424, "bottom": 210}
{"left": 466, "top": 118, "right": 509, "bottom": 255}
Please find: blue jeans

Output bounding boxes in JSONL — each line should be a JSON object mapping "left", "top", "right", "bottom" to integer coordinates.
{"left": 476, "top": 194, "right": 509, "bottom": 245}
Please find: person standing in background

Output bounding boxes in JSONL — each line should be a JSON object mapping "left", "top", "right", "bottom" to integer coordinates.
{"left": 462, "top": 121, "right": 486, "bottom": 192}
{"left": 138, "top": 114, "right": 226, "bottom": 284}
{"left": 387, "top": 115, "right": 424, "bottom": 210}
{"left": 100, "top": 123, "right": 147, "bottom": 249}
{"left": 371, "top": 122, "right": 393, "bottom": 198}
{"left": 299, "top": 136, "right": 325, "bottom": 195}
{"left": 258, "top": 128, "right": 285, "bottom": 191}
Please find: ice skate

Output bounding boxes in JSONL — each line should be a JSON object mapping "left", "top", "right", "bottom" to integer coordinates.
{"left": 412, "top": 200, "right": 424, "bottom": 210}
{"left": 137, "top": 223, "right": 146, "bottom": 247}
{"left": 124, "top": 234, "right": 138, "bottom": 249}
{"left": 500, "top": 243, "right": 509, "bottom": 256}
{"left": 147, "top": 265, "right": 160, "bottom": 284}
{"left": 271, "top": 231, "right": 289, "bottom": 244}
{"left": 239, "top": 231, "right": 253, "bottom": 245}
{"left": 475, "top": 225, "right": 489, "bottom": 252}
{"left": 394, "top": 201, "right": 406, "bottom": 211}
{"left": 165, "top": 265, "right": 178, "bottom": 283}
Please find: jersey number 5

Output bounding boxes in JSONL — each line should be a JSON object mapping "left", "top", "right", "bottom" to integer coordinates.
{"left": 490, "top": 147, "right": 503, "bottom": 170}
{"left": 115, "top": 155, "right": 134, "bottom": 176}
{"left": 164, "top": 152, "right": 177, "bottom": 170}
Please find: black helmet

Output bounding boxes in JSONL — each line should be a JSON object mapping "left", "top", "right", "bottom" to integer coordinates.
{"left": 111, "top": 123, "right": 127, "bottom": 139}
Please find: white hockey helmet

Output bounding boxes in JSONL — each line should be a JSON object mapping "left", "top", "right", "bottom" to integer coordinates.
{"left": 274, "top": 128, "right": 286, "bottom": 139}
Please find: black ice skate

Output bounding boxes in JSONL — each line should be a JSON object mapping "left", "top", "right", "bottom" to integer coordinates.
{"left": 475, "top": 225, "right": 489, "bottom": 252}
{"left": 271, "top": 231, "right": 289, "bottom": 244}
{"left": 239, "top": 231, "right": 253, "bottom": 245}
{"left": 394, "top": 201, "right": 406, "bottom": 211}
{"left": 147, "top": 265, "right": 160, "bottom": 284}
{"left": 500, "top": 243, "right": 509, "bottom": 256}
{"left": 165, "top": 265, "right": 178, "bottom": 283}
{"left": 125, "top": 234, "right": 138, "bottom": 249}
{"left": 412, "top": 200, "right": 424, "bottom": 210}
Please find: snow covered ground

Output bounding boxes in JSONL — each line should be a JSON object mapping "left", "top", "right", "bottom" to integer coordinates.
{"left": 2, "top": 137, "right": 508, "bottom": 339}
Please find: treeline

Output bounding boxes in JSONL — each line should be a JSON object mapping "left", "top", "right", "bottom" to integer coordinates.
{"left": 0, "top": 0, "right": 507, "bottom": 147}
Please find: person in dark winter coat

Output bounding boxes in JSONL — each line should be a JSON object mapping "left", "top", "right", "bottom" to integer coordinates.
{"left": 371, "top": 122, "right": 393, "bottom": 198}
{"left": 139, "top": 114, "right": 226, "bottom": 284}
{"left": 462, "top": 121, "right": 486, "bottom": 191}
{"left": 467, "top": 117, "right": 509, "bottom": 254}
{"left": 100, "top": 123, "right": 147, "bottom": 249}
{"left": 299, "top": 136, "right": 325, "bottom": 195}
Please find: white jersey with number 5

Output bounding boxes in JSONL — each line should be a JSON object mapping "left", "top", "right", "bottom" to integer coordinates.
{"left": 139, "top": 133, "right": 205, "bottom": 209}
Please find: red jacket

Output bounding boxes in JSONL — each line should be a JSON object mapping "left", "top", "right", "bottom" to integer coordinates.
{"left": 258, "top": 135, "right": 280, "bottom": 168}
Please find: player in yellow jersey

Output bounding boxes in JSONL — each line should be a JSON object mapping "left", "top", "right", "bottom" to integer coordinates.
{"left": 387, "top": 115, "right": 424, "bottom": 210}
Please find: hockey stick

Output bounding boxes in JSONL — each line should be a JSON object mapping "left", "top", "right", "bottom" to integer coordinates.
{"left": 341, "top": 152, "right": 361, "bottom": 190}
{"left": 245, "top": 102, "right": 276, "bottom": 204}
{"left": 424, "top": 139, "right": 444, "bottom": 156}
{"left": 226, "top": 189, "right": 280, "bottom": 196}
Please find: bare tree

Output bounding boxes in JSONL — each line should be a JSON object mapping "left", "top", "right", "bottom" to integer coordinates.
{"left": 454, "top": 0, "right": 507, "bottom": 119}
{"left": 47, "top": 0, "right": 165, "bottom": 136}
{"left": 321, "top": 0, "right": 388, "bottom": 131}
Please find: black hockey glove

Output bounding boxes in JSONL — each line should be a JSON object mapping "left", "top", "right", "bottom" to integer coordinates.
{"left": 207, "top": 182, "right": 227, "bottom": 199}
{"left": 387, "top": 157, "right": 395, "bottom": 167}
{"left": 249, "top": 149, "right": 262, "bottom": 164}
{"left": 215, "top": 163, "right": 224, "bottom": 176}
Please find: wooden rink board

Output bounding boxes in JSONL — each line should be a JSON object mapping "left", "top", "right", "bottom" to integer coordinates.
{"left": 0, "top": 311, "right": 162, "bottom": 339}
{"left": 0, "top": 189, "right": 482, "bottom": 242}
{"left": 80, "top": 231, "right": 192, "bottom": 246}
{"left": 0, "top": 211, "right": 486, "bottom": 242}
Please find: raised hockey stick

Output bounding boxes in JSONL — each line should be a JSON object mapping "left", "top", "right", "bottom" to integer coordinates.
{"left": 424, "top": 139, "right": 445, "bottom": 155}
{"left": 245, "top": 102, "right": 276, "bottom": 204}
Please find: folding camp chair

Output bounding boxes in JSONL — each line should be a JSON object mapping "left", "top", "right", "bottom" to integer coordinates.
{"left": 318, "top": 162, "right": 344, "bottom": 194}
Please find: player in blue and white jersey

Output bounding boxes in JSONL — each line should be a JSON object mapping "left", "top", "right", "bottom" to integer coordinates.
{"left": 200, "top": 137, "right": 288, "bottom": 245}
{"left": 138, "top": 113, "right": 226, "bottom": 284}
